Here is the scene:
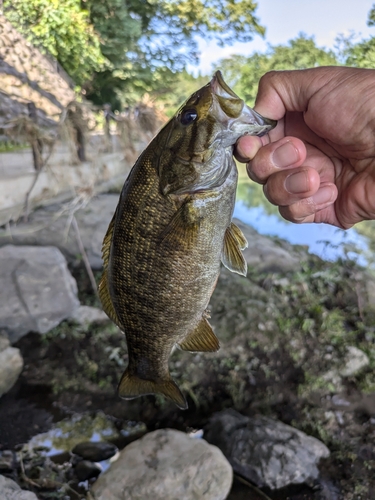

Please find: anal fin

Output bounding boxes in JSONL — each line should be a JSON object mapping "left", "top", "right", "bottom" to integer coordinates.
{"left": 179, "top": 317, "right": 220, "bottom": 352}
{"left": 118, "top": 369, "right": 187, "bottom": 410}
{"left": 221, "top": 222, "right": 248, "bottom": 276}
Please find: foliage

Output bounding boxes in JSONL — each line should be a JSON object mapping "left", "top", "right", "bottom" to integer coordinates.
{"left": 3, "top": 0, "right": 105, "bottom": 86}
{"left": 86, "top": 0, "right": 265, "bottom": 108}
{"left": 217, "top": 34, "right": 338, "bottom": 105}
{"left": 236, "top": 167, "right": 279, "bottom": 215}
{"left": 149, "top": 69, "right": 210, "bottom": 117}
{"left": 4, "top": 0, "right": 265, "bottom": 109}
{"left": 334, "top": 4, "right": 375, "bottom": 68}
{"left": 336, "top": 34, "right": 375, "bottom": 68}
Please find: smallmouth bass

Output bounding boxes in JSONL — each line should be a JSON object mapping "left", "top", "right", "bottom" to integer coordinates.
{"left": 99, "top": 71, "right": 276, "bottom": 409}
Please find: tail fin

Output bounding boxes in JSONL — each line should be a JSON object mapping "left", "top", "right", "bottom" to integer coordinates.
{"left": 118, "top": 369, "right": 188, "bottom": 410}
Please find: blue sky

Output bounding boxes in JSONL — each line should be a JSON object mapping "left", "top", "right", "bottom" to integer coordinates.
{"left": 192, "top": 0, "right": 375, "bottom": 74}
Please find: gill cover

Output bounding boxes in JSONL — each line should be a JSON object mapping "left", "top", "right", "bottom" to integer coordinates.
{"left": 159, "top": 71, "right": 276, "bottom": 196}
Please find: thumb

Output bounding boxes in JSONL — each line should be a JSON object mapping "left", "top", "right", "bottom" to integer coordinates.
{"left": 253, "top": 67, "right": 346, "bottom": 120}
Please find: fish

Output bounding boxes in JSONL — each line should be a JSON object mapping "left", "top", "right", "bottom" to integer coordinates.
{"left": 98, "top": 71, "right": 276, "bottom": 409}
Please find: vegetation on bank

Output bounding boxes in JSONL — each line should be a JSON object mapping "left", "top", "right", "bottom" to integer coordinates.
{"left": 15, "top": 241, "right": 375, "bottom": 498}
{"left": 3, "top": 1, "right": 375, "bottom": 112}
{"left": 3, "top": 0, "right": 264, "bottom": 108}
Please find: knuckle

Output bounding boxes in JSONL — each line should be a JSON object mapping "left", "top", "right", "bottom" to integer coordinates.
{"left": 246, "top": 161, "right": 266, "bottom": 184}
{"left": 279, "top": 197, "right": 316, "bottom": 222}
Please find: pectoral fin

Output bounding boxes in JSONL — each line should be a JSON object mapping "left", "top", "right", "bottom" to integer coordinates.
{"left": 118, "top": 369, "right": 187, "bottom": 410}
{"left": 229, "top": 222, "right": 248, "bottom": 250}
{"left": 159, "top": 199, "right": 200, "bottom": 247}
{"left": 178, "top": 317, "right": 220, "bottom": 352}
{"left": 222, "top": 222, "right": 248, "bottom": 276}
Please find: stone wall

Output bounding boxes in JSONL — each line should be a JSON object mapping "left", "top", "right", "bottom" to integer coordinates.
{"left": 0, "top": 15, "right": 76, "bottom": 125}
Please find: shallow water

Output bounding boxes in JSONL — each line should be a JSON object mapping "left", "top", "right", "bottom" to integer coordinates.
{"left": 235, "top": 175, "right": 369, "bottom": 263}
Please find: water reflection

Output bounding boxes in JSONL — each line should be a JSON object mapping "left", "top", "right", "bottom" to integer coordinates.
{"left": 235, "top": 176, "right": 369, "bottom": 263}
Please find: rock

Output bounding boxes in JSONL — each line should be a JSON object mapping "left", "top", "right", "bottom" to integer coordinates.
{"left": 209, "top": 266, "right": 270, "bottom": 342}
{"left": 234, "top": 219, "right": 303, "bottom": 273}
{"left": 0, "top": 195, "right": 119, "bottom": 270}
{"left": 70, "top": 305, "right": 109, "bottom": 326}
{"left": 72, "top": 441, "right": 118, "bottom": 462}
{"left": 339, "top": 346, "right": 369, "bottom": 377}
{"left": 91, "top": 429, "right": 233, "bottom": 500}
{"left": 75, "top": 460, "right": 102, "bottom": 481}
{"left": 0, "top": 245, "right": 80, "bottom": 343}
{"left": 0, "top": 474, "right": 38, "bottom": 500}
{"left": 205, "top": 409, "right": 330, "bottom": 491}
{"left": 0, "top": 451, "right": 15, "bottom": 472}
{"left": 0, "top": 334, "right": 23, "bottom": 397}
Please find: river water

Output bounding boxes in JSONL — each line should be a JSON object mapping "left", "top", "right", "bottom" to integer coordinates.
{"left": 235, "top": 174, "right": 369, "bottom": 264}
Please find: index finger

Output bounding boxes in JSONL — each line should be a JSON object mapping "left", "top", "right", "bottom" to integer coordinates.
{"left": 235, "top": 117, "right": 285, "bottom": 163}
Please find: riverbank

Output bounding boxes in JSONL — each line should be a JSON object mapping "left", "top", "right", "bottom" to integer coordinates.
{"left": 1, "top": 194, "right": 375, "bottom": 498}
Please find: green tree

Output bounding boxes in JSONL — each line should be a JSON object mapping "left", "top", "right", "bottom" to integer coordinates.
{"left": 147, "top": 69, "right": 209, "bottom": 116}
{"left": 217, "top": 34, "right": 338, "bottom": 105}
{"left": 334, "top": 4, "right": 375, "bottom": 68}
{"left": 3, "top": 0, "right": 105, "bottom": 86}
{"left": 86, "top": 0, "right": 265, "bottom": 107}
{"left": 4, "top": 0, "right": 265, "bottom": 108}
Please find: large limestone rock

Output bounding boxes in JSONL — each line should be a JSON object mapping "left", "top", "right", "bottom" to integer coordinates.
{"left": 0, "top": 334, "right": 23, "bottom": 397}
{"left": 0, "top": 475, "right": 38, "bottom": 500}
{"left": 0, "top": 15, "right": 75, "bottom": 122}
{"left": 91, "top": 429, "right": 233, "bottom": 500}
{"left": 235, "top": 219, "right": 303, "bottom": 274}
{"left": 0, "top": 245, "right": 80, "bottom": 343}
{"left": 205, "top": 409, "right": 330, "bottom": 491}
{"left": 0, "top": 195, "right": 119, "bottom": 270}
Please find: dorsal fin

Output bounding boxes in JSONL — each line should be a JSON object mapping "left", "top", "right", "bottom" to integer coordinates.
{"left": 118, "top": 369, "right": 187, "bottom": 410}
{"left": 98, "top": 209, "right": 122, "bottom": 329}
{"left": 98, "top": 271, "right": 122, "bottom": 329}
{"left": 178, "top": 317, "right": 220, "bottom": 352}
{"left": 221, "top": 222, "right": 248, "bottom": 276}
{"left": 101, "top": 211, "right": 116, "bottom": 270}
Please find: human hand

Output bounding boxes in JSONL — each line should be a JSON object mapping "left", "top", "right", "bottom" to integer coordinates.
{"left": 235, "top": 66, "right": 375, "bottom": 229}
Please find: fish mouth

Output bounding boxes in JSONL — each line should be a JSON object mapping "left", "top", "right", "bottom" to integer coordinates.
{"left": 211, "top": 70, "right": 239, "bottom": 99}
{"left": 248, "top": 109, "right": 277, "bottom": 136}
{"left": 211, "top": 71, "right": 277, "bottom": 137}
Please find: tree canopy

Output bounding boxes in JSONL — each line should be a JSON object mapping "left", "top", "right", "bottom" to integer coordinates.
{"left": 3, "top": 0, "right": 265, "bottom": 108}
{"left": 335, "top": 5, "right": 375, "bottom": 69}
{"left": 216, "top": 34, "right": 338, "bottom": 105}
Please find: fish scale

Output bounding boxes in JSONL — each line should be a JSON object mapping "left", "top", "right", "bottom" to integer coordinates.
{"left": 98, "top": 71, "right": 276, "bottom": 409}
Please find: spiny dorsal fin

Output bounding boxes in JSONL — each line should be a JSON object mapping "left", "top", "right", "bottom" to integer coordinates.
{"left": 99, "top": 209, "right": 123, "bottom": 328}
{"left": 159, "top": 200, "right": 200, "bottom": 247}
{"left": 101, "top": 210, "right": 117, "bottom": 270}
{"left": 230, "top": 222, "right": 248, "bottom": 250}
{"left": 118, "top": 369, "right": 187, "bottom": 410}
{"left": 98, "top": 271, "right": 122, "bottom": 330}
{"left": 179, "top": 317, "right": 220, "bottom": 352}
{"left": 221, "top": 223, "right": 248, "bottom": 276}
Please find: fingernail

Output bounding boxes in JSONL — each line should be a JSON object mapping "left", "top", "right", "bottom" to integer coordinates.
{"left": 285, "top": 171, "right": 309, "bottom": 194}
{"left": 272, "top": 142, "right": 299, "bottom": 168}
{"left": 312, "top": 186, "right": 334, "bottom": 205}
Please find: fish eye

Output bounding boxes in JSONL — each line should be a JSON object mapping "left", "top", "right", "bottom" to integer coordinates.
{"left": 180, "top": 108, "right": 198, "bottom": 126}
